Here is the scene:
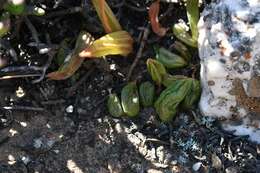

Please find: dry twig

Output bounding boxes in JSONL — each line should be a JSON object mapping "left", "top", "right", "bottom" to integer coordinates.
{"left": 126, "top": 26, "right": 150, "bottom": 81}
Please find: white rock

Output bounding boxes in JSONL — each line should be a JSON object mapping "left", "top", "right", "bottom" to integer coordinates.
{"left": 192, "top": 162, "right": 202, "bottom": 171}
{"left": 198, "top": 0, "right": 260, "bottom": 143}
{"left": 66, "top": 105, "right": 74, "bottom": 113}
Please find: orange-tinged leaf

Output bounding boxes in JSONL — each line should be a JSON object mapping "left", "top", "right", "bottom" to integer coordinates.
{"left": 79, "top": 31, "right": 134, "bottom": 58}
{"left": 47, "top": 31, "right": 94, "bottom": 80}
{"left": 149, "top": 0, "right": 167, "bottom": 37}
{"left": 91, "top": 0, "right": 122, "bottom": 33}
{"left": 47, "top": 54, "right": 85, "bottom": 80}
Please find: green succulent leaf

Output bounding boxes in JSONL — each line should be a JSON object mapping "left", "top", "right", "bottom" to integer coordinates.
{"left": 187, "top": 0, "right": 199, "bottom": 42}
{"left": 172, "top": 0, "right": 199, "bottom": 47}
{"left": 173, "top": 22, "right": 197, "bottom": 47}
{"left": 181, "top": 78, "right": 201, "bottom": 109}
{"left": 139, "top": 81, "right": 155, "bottom": 107}
{"left": 147, "top": 58, "right": 167, "bottom": 85}
{"left": 155, "top": 79, "right": 193, "bottom": 122}
{"left": 172, "top": 41, "right": 191, "bottom": 62}
{"left": 155, "top": 46, "right": 187, "bottom": 69}
{"left": 162, "top": 74, "right": 187, "bottom": 87}
{"left": 107, "top": 93, "right": 124, "bottom": 117}
{"left": 121, "top": 82, "right": 140, "bottom": 117}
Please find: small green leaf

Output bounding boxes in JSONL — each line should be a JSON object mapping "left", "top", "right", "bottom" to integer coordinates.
{"left": 139, "top": 81, "right": 155, "bottom": 107}
{"left": 107, "top": 93, "right": 124, "bottom": 117}
{"left": 172, "top": 41, "right": 191, "bottom": 62}
{"left": 173, "top": 22, "right": 197, "bottom": 47}
{"left": 162, "top": 74, "right": 187, "bottom": 87}
{"left": 121, "top": 82, "right": 140, "bottom": 117}
{"left": 187, "top": 0, "right": 199, "bottom": 42}
{"left": 181, "top": 79, "right": 201, "bottom": 109}
{"left": 155, "top": 47, "right": 187, "bottom": 69}
{"left": 172, "top": 0, "right": 199, "bottom": 47}
{"left": 155, "top": 79, "right": 193, "bottom": 122}
{"left": 4, "top": 0, "right": 26, "bottom": 15}
{"left": 147, "top": 58, "right": 167, "bottom": 85}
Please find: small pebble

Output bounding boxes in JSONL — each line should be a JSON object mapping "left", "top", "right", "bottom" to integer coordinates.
{"left": 211, "top": 153, "right": 222, "bottom": 169}
{"left": 225, "top": 167, "right": 238, "bottom": 173}
{"left": 21, "top": 156, "right": 30, "bottom": 165}
{"left": 66, "top": 105, "right": 74, "bottom": 113}
{"left": 33, "top": 138, "right": 43, "bottom": 149}
{"left": 192, "top": 162, "right": 202, "bottom": 171}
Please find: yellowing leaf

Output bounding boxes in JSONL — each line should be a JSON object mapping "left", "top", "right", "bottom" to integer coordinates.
{"left": 91, "top": 0, "right": 122, "bottom": 33}
{"left": 149, "top": 0, "right": 167, "bottom": 37}
{"left": 47, "top": 31, "right": 94, "bottom": 80}
{"left": 79, "top": 31, "right": 133, "bottom": 58}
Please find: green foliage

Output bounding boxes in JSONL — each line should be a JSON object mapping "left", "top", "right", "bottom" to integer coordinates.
{"left": 172, "top": 41, "right": 192, "bottom": 62}
{"left": 155, "top": 79, "right": 193, "bottom": 122}
{"left": 172, "top": 0, "right": 199, "bottom": 47}
{"left": 173, "top": 22, "right": 197, "bottom": 47}
{"left": 155, "top": 46, "right": 187, "bottom": 69}
{"left": 162, "top": 74, "right": 187, "bottom": 87}
{"left": 121, "top": 82, "right": 140, "bottom": 117}
{"left": 186, "top": 0, "right": 199, "bottom": 42}
{"left": 147, "top": 58, "right": 167, "bottom": 85}
{"left": 107, "top": 94, "right": 124, "bottom": 117}
{"left": 181, "top": 79, "right": 201, "bottom": 109}
{"left": 139, "top": 81, "right": 155, "bottom": 107}
{"left": 4, "top": 0, "right": 26, "bottom": 15}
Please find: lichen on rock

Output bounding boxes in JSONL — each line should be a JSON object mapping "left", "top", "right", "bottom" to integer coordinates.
{"left": 198, "top": 0, "right": 260, "bottom": 143}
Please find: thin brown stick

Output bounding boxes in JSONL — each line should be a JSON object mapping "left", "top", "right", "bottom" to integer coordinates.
{"left": 126, "top": 26, "right": 150, "bottom": 81}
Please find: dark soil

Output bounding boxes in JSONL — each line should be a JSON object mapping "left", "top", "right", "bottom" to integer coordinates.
{"left": 0, "top": 0, "right": 260, "bottom": 173}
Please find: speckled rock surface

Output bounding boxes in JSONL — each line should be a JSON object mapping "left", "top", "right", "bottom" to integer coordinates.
{"left": 198, "top": 0, "right": 260, "bottom": 143}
